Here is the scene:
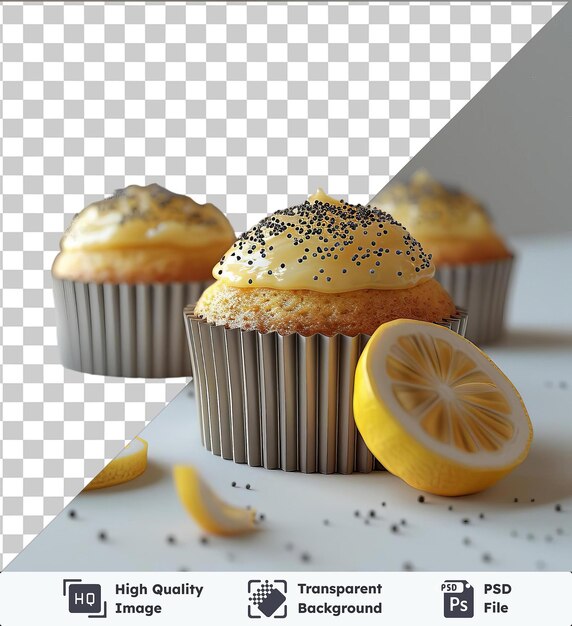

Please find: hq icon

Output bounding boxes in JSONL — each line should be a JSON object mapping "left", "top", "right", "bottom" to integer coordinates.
{"left": 442, "top": 579, "right": 474, "bottom": 618}
{"left": 63, "top": 578, "right": 108, "bottom": 618}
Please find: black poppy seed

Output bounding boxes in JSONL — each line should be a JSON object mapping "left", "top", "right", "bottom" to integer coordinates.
{"left": 514, "top": 498, "right": 519, "bottom": 503}
{"left": 323, "top": 519, "right": 329, "bottom": 526}
{"left": 381, "top": 502, "right": 386, "bottom": 507}
{"left": 397, "top": 271, "right": 402, "bottom": 276}
{"left": 326, "top": 277, "right": 331, "bottom": 282}
{"left": 417, "top": 495, "right": 425, "bottom": 503}
{"left": 166, "top": 534, "right": 176, "bottom": 545}
{"left": 259, "top": 514, "right": 265, "bottom": 521}
{"left": 400, "top": 519, "right": 407, "bottom": 526}
{"left": 555, "top": 504, "right": 562, "bottom": 512}
{"left": 319, "top": 268, "right": 324, "bottom": 273}
{"left": 313, "top": 276, "right": 318, "bottom": 281}
{"left": 479, "top": 513, "right": 485, "bottom": 519}
{"left": 462, "top": 518, "right": 470, "bottom": 525}
{"left": 403, "top": 561, "right": 414, "bottom": 571}
{"left": 463, "top": 537, "right": 471, "bottom": 546}
{"left": 530, "top": 498, "right": 535, "bottom": 502}
{"left": 245, "top": 484, "right": 251, "bottom": 490}
{"left": 248, "top": 279, "right": 253, "bottom": 285}
{"left": 200, "top": 536, "right": 209, "bottom": 545}
{"left": 267, "top": 270, "right": 272, "bottom": 275}
{"left": 68, "top": 509, "right": 77, "bottom": 519}
{"left": 98, "top": 531, "right": 108, "bottom": 542}
{"left": 391, "top": 524, "right": 399, "bottom": 533}
{"left": 482, "top": 553, "right": 492, "bottom": 563}
{"left": 301, "top": 552, "right": 311, "bottom": 563}
{"left": 448, "top": 506, "right": 454, "bottom": 511}
{"left": 231, "top": 481, "right": 237, "bottom": 487}
{"left": 217, "top": 270, "right": 222, "bottom": 275}
{"left": 556, "top": 528, "right": 564, "bottom": 535}
{"left": 354, "top": 510, "right": 360, "bottom": 518}
{"left": 369, "top": 510, "right": 376, "bottom": 518}
{"left": 342, "top": 269, "right": 347, "bottom": 274}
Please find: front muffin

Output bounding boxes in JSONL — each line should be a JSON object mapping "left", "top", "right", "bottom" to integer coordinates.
{"left": 196, "top": 194, "right": 456, "bottom": 336}
{"left": 52, "top": 184, "right": 235, "bottom": 378}
{"left": 372, "top": 171, "right": 514, "bottom": 344}
{"left": 186, "top": 196, "right": 466, "bottom": 474}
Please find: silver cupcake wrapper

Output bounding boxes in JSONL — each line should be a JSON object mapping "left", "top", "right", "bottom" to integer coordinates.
{"left": 52, "top": 277, "right": 212, "bottom": 378}
{"left": 435, "top": 255, "right": 513, "bottom": 345}
{"left": 184, "top": 306, "right": 468, "bottom": 474}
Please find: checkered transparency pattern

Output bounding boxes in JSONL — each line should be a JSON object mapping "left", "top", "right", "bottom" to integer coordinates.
{"left": 0, "top": 1, "right": 562, "bottom": 568}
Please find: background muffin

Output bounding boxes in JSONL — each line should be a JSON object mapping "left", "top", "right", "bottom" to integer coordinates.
{"left": 371, "top": 171, "right": 514, "bottom": 344}
{"left": 53, "top": 184, "right": 235, "bottom": 378}
{"left": 53, "top": 183, "right": 235, "bottom": 283}
{"left": 187, "top": 195, "right": 466, "bottom": 474}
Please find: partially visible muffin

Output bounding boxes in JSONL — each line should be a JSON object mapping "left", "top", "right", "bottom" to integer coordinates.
{"left": 53, "top": 184, "right": 236, "bottom": 283}
{"left": 372, "top": 171, "right": 514, "bottom": 345}
{"left": 195, "top": 195, "right": 456, "bottom": 336}
{"left": 372, "top": 171, "right": 511, "bottom": 265}
{"left": 52, "top": 184, "right": 235, "bottom": 378}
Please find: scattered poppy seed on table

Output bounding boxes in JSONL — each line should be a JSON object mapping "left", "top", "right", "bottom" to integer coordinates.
{"left": 231, "top": 481, "right": 237, "bottom": 487}
{"left": 403, "top": 562, "right": 414, "bottom": 571}
{"left": 323, "top": 519, "right": 329, "bottom": 526}
{"left": 463, "top": 537, "right": 471, "bottom": 546}
{"left": 199, "top": 536, "right": 209, "bottom": 545}
{"left": 514, "top": 497, "right": 518, "bottom": 503}
{"left": 448, "top": 506, "right": 453, "bottom": 511}
{"left": 482, "top": 553, "right": 492, "bottom": 563}
{"left": 354, "top": 510, "right": 360, "bottom": 518}
{"left": 530, "top": 498, "right": 535, "bottom": 503}
{"left": 98, "top": 531, "right": 107, "bottom": 542}
{"left": 381, "top": 502, "right": 386, "bottom": 507}
{"left": 369, "top": 510, "right": 376, "bottom": 518}
{"left": 68, "top": 510, "right": 77, "bottom": 519}
{"left": 556, "top": 528, "right": 564, "bottom": 535}
{"left": 391, "top": 524, "right": 399, "bottom": 533}
{"left": 417, "top": 495, "right": 425, "bottom": 503}
{"left": 166, "top": 535, "right": 176, "bottom": 545}
{"left": 479, "top": 513, "right": 485, "bottom": 519}
{"left": 555, "top": 504, "right": 562, "bottom": 512}
{"left": 301, "top": 552, "right": 311, "bottom": 563}
{"left": 462, "top": 518, "right": 470, "bottom": 525}
{"left": 245, "top": 484, "right": 251, "bottom": 490}
{"left": 400, "top": 519, "right": 407, "bottom": 526}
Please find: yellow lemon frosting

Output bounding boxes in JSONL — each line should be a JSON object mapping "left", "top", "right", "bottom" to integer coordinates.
{"left": 214, "top": 197, "right": 434, "bottom": 293}
{"left": 372, "top": 171, "right": 496, "bottom": 240}
{"left": 60, "top": 184, "right": 235, "bottom": 252}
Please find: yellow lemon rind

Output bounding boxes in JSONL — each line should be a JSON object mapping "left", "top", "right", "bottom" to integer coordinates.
{"left": 173, "top": 465, "right": 256, "bottom": 536}
{"left": 84, "top": 437, "right": 148, "bottom": 491}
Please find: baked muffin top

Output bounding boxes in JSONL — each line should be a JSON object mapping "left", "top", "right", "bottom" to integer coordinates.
{"left": 213, "top": 194, "right": 434, "bottom": 292}
{"left": 371, "top": 171, "right": 498, "bottom": 240}
{"left": 60, "top": 184, "right": 235, "bottom": 252}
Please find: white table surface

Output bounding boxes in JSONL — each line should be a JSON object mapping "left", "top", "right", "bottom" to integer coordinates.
{"left": 9, "top": 234, "right": 572, "bottom": 572}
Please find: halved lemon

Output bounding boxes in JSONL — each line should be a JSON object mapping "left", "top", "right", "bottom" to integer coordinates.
{"left": 354, "top": 320, "right": 532, "bottom": 496}
{"left": 173, "top": 465, "right": 256, "bottom": 536}
{"left": 84, "top": 437, "right": 148, "bottom": 491}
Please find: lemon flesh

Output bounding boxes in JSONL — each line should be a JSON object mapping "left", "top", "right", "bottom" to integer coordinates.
{"left": 173, "top": 465, "right": 256, "bottom": 536}
{"left": 84, "top": 437, "right": 148, "bottom": 491}
{"left": 354, "top": 320, "right": 532, "bottom": 496}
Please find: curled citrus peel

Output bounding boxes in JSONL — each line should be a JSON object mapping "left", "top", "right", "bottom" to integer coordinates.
{"left": 84, "top": 437, "right": 148, "bottom": 491}
{"left": 354, "top": 320, "right": 532, "bottom": 496}
{"left": 173, "top": 465, "right": 257, "bottom": 536}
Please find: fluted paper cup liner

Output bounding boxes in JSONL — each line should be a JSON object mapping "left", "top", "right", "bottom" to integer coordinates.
{"left": 434, "top": 255, "right": 513, "bottom": 345}
{"left": 184, "top": 306, "right": 468, "bottom": 474}
{"left": 53, "top": 277, "right": 212, "bottom": 378}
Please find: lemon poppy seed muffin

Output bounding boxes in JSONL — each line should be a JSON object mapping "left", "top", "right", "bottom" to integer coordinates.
{"left": 372, "top": 171, "right": 514, "bottom": 345}
{"left": 187, "top": 192, "right": 465, "bottom": 474}
{"left": 53, "top": 184, "right": 236, "bottom": 284}
{"left": 195, "top": 192, "right": 456, "bottom": 336}
{"left": 371, "top": 171, "right": 511, "bottom": 266}
{"left": 52, "top": 184, "right": 236, "bottom": 378}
